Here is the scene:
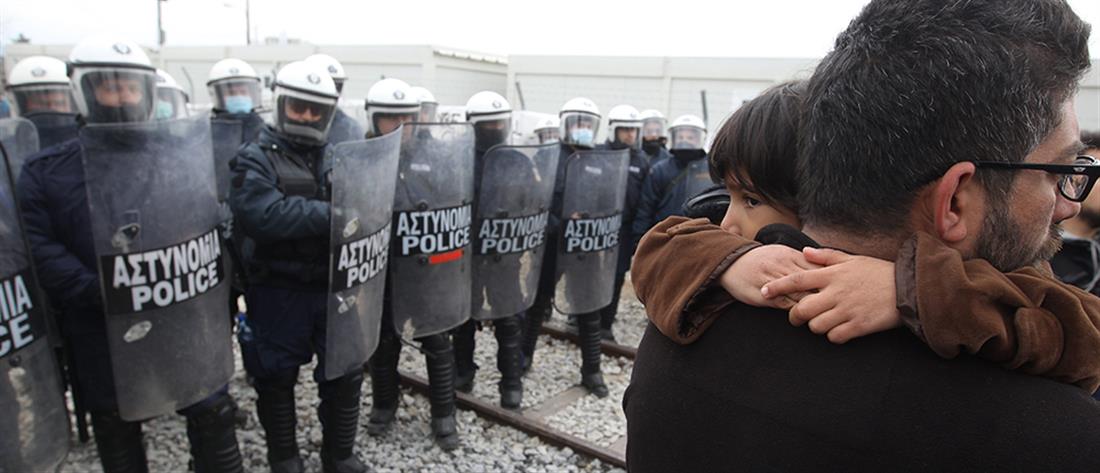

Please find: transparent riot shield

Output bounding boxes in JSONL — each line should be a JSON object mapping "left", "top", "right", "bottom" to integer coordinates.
{"left": 472, "top": 143, "right": 560, "bottom": 320}
{"left": 324, "top": 130, "right": 401, "bottom": 380}
{"left": 389, "top": 123, "right": 475, "bottom": 338}
{"left": 553, "top": 149, "right": 630, "bottom": 315}
{"left": 0, "top": 137, "right": 69, "bottom": 472}
{"left": 683, "top": 157, "right": 717, "bottom": 200}
{"left": 81, "top": 116, "right": 233, "bottom": 421}
{"left": 0, "top": 118, "right": 40, "bottom": 184}
{"left": 25, "top": 112, "right": 79, "bottom": 150}
{"left": 327, "top": 108, "right": 366, "bottom": 145}
{"left": 210, "top": 117, "right": 244, "bottom": 202}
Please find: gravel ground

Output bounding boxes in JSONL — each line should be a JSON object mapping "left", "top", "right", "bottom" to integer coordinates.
{"left": 59, "top": 277, "right": 648, "bottom": 472}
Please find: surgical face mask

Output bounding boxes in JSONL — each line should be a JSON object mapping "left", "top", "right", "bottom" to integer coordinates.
{"left": 569, "top": 128, "right": 594, "bottom": 146}
{"left": 225, "top": 95, "right": 254, "bottom": 114}
{"left": 155, "top": 100, "right": 175, "bottom": 120}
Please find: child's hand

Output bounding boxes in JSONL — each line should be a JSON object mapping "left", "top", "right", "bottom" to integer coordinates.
{"left": 761, "top": 247, "right": 901, "bottom": 344}
{"left": 721, "top": 244, "right": 819, "bottom": 310}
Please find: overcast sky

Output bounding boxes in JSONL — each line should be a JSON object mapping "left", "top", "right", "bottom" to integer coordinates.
{"left": 2, "top": 0, "right": 1099, "bottom": 58}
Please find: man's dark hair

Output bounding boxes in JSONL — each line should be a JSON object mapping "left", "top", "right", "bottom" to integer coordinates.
{"left": 799, "top": 0, "right": 1091, "bottom": 236}
{"left": 709, "top": 81, "right": 803, "bottom": 212}
{"left": 1084, "top": 130, "right": 1100, "bottom": 150}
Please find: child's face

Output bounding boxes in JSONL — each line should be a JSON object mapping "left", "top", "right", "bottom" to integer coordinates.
{"left": 720, "top": 178, "right": 800, "bottom": 239}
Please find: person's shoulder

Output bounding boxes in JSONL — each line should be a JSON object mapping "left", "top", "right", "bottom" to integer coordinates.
{"left": 23, "top": 138, "right": 81, "bottom": 172}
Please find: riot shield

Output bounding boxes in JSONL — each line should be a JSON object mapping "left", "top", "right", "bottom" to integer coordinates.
{"left": 553, "top": 149, "right": 630, "bottom": 315}
{"left": 81, "top": 116, "right": 233, "bottom": 421}
{"left": 325, "top": 131, "right": 401, "bottom": 380}
{"left": 25, "top": 112, "right": 79, "bottom": 150}
{"left": 0, "top": 146, "right": 69, "bottom": 471}
{"left": 472, "top": 143, "right": 560, "bottom": 320}
{"left": 683, "top": 157, "right": 716, "bottom": 199}
{"left": 210, "top": 117, "right": 244, "bottom": 202}
{"left": 389, "top": 123, "right": 475, "bottom": 338}
{"left": 0, "top": 118, "right": 40, "bottom": 184}
{"left": 328, "top": 109, "right": 366, "bottom": 145}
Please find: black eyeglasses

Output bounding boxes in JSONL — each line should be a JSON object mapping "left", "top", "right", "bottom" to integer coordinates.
{"left": 972, "top": 155, "right": 1100, "bottom": 203}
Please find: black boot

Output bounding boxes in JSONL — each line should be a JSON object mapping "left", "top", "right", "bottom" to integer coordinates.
{"left": 421, "top": 333, "right": 459, "bottom": 451}
{"left": 521, "top": 300, "right": 550, "bottom": 374}
{"left": 367, "top": 332, "right": 401, "bottom": 436}
{"left": 90, "top": 411, "right": 148, "bottom": 473}
{"left": 254, "top": 371, "right": 303, "bottom": 473}
{"left": 578, "top": 312, "right": 609, "bottom": 398}
{"left": 319, "top": 372, "right": 369, "bottom": 473}
{"left": 452, "top": 320, "right": 478, "bottom": 393}
{"left": 184, "top": 394, "right": 244, "bottom": 473}
{"left": 494, "top": 314, "right": 524, "bottom": 409}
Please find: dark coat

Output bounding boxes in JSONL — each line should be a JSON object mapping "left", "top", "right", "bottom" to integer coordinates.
{"left": 624, "top": 225, "right": 1100, "bottom": 473}
{"left": 631, "top": 149, "right": 708, "bottom": 245}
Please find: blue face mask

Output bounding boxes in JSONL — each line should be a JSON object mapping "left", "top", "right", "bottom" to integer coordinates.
{"left": 154, "top": 100, "right": 175, "bottom": 120}
{"left": 569, "top": 128, "right": 594, "bottom": 146}
{"left": 224, "top": 95, "right": 254, "bottom": 114}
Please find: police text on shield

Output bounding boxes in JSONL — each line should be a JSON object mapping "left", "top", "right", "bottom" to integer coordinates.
{"left": 395, "top": 205, "right": 472, "bottom": 256}
{"left": 477, "top": 212, "right": 548, "bottom": 255}
{"left": 101, "top": 228, "right": 224, "bottom": 314}
{"left": 564, "top": 213, "right": 621, "bottom": 253}
{"left": 334, "top": 223, "right": 390, "bottom": 290}
{"left": 0, "top": 270, "right": 41, "bottom": 358}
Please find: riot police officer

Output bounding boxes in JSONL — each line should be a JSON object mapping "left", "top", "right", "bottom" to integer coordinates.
{"left": 207, "top": 58, "right": 266, "bottom": 140}
{"left": 5, "top": 55, "right": 80, "bottom": 148}
{"left": 229, "top": 61, "right": 368, "bottom": 473}
{"left": 410, "top": 86, "right": 439, "bottom": 122}
{"left": 154, "top": 69, "right": 190, "bottom": 120}
{"left": 534, "top": 115, "right": 560, "bottom": 144}
{"left": 452, "top": 91, "right": 530, "bottom": 408}
{"left": 523, "top": 97, "right": 612, "bottom": 398}
{"left": 305, "top": 53, "right": 365, "bottom": 144}
{"left": 18, "top": 36, "right": 243, "bottom": 473}
{"left": 632, "top": 114, "right": 712, "bottom": 242}
{"left": 595, "top": 105, "right": 649, "bottom": 341}
{"left": 364, "top": 78, "right": 465, "bottom": 450}
{"left": 639, "top": 109, "right": 671, "bottom": 164}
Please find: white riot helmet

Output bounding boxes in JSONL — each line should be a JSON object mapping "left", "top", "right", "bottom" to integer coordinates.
{"left": 154, "top": 69, "right": 189, "bottom": 120}
{"left": 304, "top": 53, "right": 348, "bottom": 95}
{"left": 207, "top": 58, "right": 262, "bottom": 114}
{"left": 607, "top": 104, "right": 643, "bottom": 149}
{"left": 534, "top": 116, "right": 560, "bottom": 144}
{"left": 272, "top": 61, "right": 339, "bottom": 146}
{"left": 639, "top": 109, "right": 667, "bottom": 141}
{"left": 67, "top": 37, "right": 157, "bottom": 123}
{"left": 559, "top": 97, "right": 600, "bottom": 148}
{"left": 465, "top": 91, "right": 512, "bottom": 151}
{"left": 364, "top": 78, "right": 419, "bottom": 137}
{"left": 668, "top": 114, "right": 707, "bottom": 150}
{"left": 6, "top": 55, "right": 75, "bottom": 116}
{"left": 410, "top": 86, "right": 438, "bottom": 122}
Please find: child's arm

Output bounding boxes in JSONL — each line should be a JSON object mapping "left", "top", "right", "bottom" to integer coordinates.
{"left": 633, "top": 216, "right": 812, "bottom": 344}
{"left": 762, "top": 232, "right": 1100, "bottom": 392}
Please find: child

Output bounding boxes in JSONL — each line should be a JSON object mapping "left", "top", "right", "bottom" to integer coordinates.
{"left": 633, "top": 81, "right": 1100, "bottom": 392}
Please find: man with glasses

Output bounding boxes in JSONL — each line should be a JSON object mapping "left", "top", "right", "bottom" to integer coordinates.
{"left": 625, "top": 0, "right": 1100, "bottom": 471}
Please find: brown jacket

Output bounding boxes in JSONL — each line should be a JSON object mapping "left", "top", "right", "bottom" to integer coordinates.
{"left": 632, "top": 216, "right": 1100, "bottom": 392}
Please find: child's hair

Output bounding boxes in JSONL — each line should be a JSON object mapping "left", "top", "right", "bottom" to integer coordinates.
{"left": 708, "top": 81, "right": 803, "bottom": 213}
{"left": 1083, "top": 130, "right": 1100, "bottom": 151}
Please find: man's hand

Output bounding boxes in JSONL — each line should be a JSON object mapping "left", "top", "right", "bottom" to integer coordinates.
{"left": 720, "top": 245, "right": 819, "bottom": 309}
{"left": 761, "top": 247, "right": 901, "bottom": 344}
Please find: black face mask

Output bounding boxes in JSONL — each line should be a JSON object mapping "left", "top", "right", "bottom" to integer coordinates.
{"left": 475, "top": 127, "right": 508, "bottom": 152}
{"left": 642, "top": 139, "right": 663, "bottom": 154}
{"left": 609, "top": 140, "right": 630, "bottom": 150}
{"left": 86, "top": 102, "right": 150, "bottom": 123}
{"left": 670, "top": 148, "right": 706, "bottom": 162}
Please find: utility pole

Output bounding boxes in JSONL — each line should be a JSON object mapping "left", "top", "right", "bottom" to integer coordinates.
{"left": 156, "top": 0, "right": 167, "bottom": 67}
{"left": 245, "top": 0, "right": 252, "bottom": 45}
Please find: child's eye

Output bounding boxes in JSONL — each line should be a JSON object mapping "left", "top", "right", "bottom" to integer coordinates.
{"left": 744, "top": 196, "right": 761, "bottom": 208}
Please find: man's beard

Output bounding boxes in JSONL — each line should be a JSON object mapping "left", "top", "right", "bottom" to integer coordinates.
{"left": 975, "top": 200, "right": 1062, "bottom": 271}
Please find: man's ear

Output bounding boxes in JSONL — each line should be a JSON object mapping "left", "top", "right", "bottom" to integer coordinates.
{"left": 929, "top": 162, "right": 982, "bottom": 243}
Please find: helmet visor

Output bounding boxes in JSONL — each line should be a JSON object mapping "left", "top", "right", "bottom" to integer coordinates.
{"left": 78, "top": 69, "right": 157, "bottom": 123}
{"left": 642, "top": 117, "right": 666, "bottom": 139}
{"left": 669, "top": 126, "right": 706, "bottom": 150}
{"left": 210, "top": 79, "right": 262, "bottom": 113}
{"left": 419, "top": 102, "right": 438, "bottom": 122}
{"left": 155, "top": 88, "right": 190, "bottom": 120}
{"left": 371, "top": 110, "right": 418, "bottom": 137}
{"left": 561, "top": 112, "right": 599, "bottom": 147}
{"left": 611, "top": 123, "right": 642, "bottom": 149}
{"left": 276, "top": 92, "right": 337, "bottom": 145}
{"left": 12, "top": 84, "right": 75, "bottom": 115}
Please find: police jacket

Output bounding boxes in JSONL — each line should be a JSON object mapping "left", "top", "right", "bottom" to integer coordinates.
{"left": 327, "top": 108, "right": 365, "bottom": 145}
{"left": 642, "top": 142, "right": 672, "bottom": 165}
{"left": 213, "top": 110, "right": 266, "bottom": 146}
{"left": 17, "top": 138, "right": 103, "bottom": 331}
{"left": 229, "top": 126, "right": 331, "bottom": 289}
{"left": 631, "top": 149, "right": 708, "bottom": 244}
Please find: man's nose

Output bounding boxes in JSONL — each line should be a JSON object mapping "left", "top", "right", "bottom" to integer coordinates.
{"left": 1053, "top": 194, "right": 1081, "bottom": 223}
